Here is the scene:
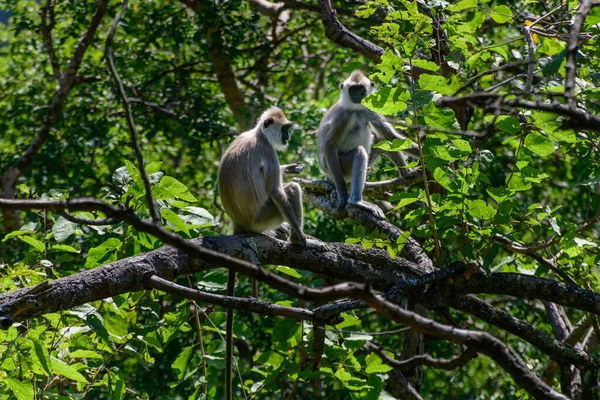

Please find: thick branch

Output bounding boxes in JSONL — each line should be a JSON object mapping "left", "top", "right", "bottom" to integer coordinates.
{"left": 437, "top": 93, "right": 600, "bottom": 132}
{"left": 149, "top": 275, "right": 319, "bottom": 321}
{"left": 319, "top": 0, "right": 384, "bottom": 62}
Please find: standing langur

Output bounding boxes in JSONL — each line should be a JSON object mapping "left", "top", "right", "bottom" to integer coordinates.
{"left": 317, "top": 70, "right": 415, "bottom": 219}
{"left": 217, "top": 107, "right": 306, "bottom": 399}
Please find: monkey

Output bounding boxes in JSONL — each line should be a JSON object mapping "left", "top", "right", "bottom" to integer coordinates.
{"left": 317, "top": 70, "right": 416, "bottom": 219}
{"left": 217, "top": 106, "right": 306, "bottom": 400}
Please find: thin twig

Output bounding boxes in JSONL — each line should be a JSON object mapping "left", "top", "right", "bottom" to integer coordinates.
{"left": 105, "top": 0, "right": 161, "bottom": 223}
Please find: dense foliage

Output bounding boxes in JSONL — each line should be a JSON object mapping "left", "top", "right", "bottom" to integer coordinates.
{"left": 0, "top": 0, "right": 599, "bottom": 399}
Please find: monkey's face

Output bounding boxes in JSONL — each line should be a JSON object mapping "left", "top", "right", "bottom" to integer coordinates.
{"left": 263, "top": 118, "right": 293, "bottom": 151}
{"left": 343, "top": 80, "right": 376, "bottom": 105}
{"left": 348, "top": 84, "right": 367, "bottom": 104}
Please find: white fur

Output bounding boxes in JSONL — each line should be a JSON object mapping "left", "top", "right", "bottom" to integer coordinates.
{"left": 339, "top": 74, "right": 376, "bottom": 111}
{"left": 262, "top": 124, "right": 288, "bottom": 151}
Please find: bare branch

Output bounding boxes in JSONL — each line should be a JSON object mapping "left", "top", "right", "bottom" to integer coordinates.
{"left": 522, "top": 26, "right": 535, "bottom": 94}
{"left": 149, "top": 275, "right": 317, "bottom": 321}
{"left": 364, "top": 342, "right": 479, "bottom": 371}
{"left": 565, "top": 0, "right": 595, "bottom": 106}
{"left": 319, "top": 0, "right": 384, "bottom": 62}
{"left": 40, "top": 0, "right": 61, "bottom": 80}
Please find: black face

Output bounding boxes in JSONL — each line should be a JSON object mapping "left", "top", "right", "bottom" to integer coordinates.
{"left": 348, "top": 85, "right": 367, "bottom": 104}
{"left": 281, "top": 123, "right": 292, "bottom": 144}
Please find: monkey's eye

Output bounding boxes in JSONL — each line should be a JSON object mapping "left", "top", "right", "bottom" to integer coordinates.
{"left": 370, "top": 82, "right": 375, "bottom": 87}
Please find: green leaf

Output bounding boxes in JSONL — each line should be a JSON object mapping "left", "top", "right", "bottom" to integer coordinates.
{"left": 18, "top": 235, "right": 45, "bottom": 252}
{"left": 447, "top": 0, "right": 476, "bottom": 12}
{"left": 490, "top": 5, "right": 512, "bottom": 23}
{"left": 52, "top": 216, "right": 76, "bottom": 243}
{"left": 31, "top": 338, "right": 52, "bottom": 376}
{"left": 335, "top": 366, "right": 352, "bottom": 382}
{"left": 365, "top": 353, "right": 393, "bottom": 374}
{"left": 154, "top": 176, "right": 197, "bottom": 203}
{"left": 494, "top": 116, "right": 521, "bottom": 134}
{"left": 3, "top": 230, "right": 36, "bottom": 241}
{"left": 434, "top": 167, "right": 454, "bottom": 191}
{"left": 7, "top": 378, "right": 34, "bottom": 400}
{"left": 172, "top": 346, "right": 194, "bottom": 380}
{"left": 51, "top": 357, "right": 88, "bottom": 383}
{"left": 411, "top": 59, "right": 440, "bottom": 72}
{"left": 363, "top": 87, "right": 409, "bottom": 115}
{"left": 182, "top": 206, "right": 215, "bottom": 225}
{"left": 49, "top": 244, "right": 81, "bottom": 253}
{"left": 161, "top": 209, "right": 190, "bottom": 236}
{"left": 335, "top": 313, "right": 361, "bottom": 329}
{"left": 145, "top": 161, "right": 163, "bottom": 174}
{"left": 372, "top": 138, "right": 413, "bottom": 152}
{"left": 419, "top": 74, "right": 457, "bottom": 95}
{"left": 465, "top": 199, "right": 495, "bottom": 220}
{"left": 276, "top": 266, "right": 302, "bottom": 279}
{"left": 507, "top": 172, "right": 532, "bottom": 191}
{"left": 124, "top": 160, "right": 141, "bottom": 181}
{"left": 524, "top": 134, "right": 555, "bottom": 157}
{"left": 85, "top": 238, "right": 121, "bottom": 268}
{"left": 486, "top": 187, "right": 513, "bottom": 203}
{"left": 389, "top": 192, "right": 420, "bottom": 209}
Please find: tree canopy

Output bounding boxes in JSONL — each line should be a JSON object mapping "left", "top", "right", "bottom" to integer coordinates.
{"left": 0, "top": 0, "right": 599, "bottom": 399}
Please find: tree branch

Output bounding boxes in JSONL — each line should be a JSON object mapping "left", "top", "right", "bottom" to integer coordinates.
{"left": 319, "top": 0, "right": 384, "bottom": 62}
{"left": 364, "top": 341, "right": 479, "bottom": 371}
{"left": 565, "top": 0, "right": 595, "bottom": 106}
{"left": 361, "top": 293, "right": 570, "bottom": 400}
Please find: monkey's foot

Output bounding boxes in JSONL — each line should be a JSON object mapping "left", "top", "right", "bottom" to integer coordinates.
{"left": 348, "top": 201, "right": 386, "bottom": 220}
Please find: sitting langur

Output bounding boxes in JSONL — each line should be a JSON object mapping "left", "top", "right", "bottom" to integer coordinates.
{"left": 217, "top": 107, "right": 306, "bottom": 399}
{"left": 317, "top": 70, "right": 414, "bottom": 219}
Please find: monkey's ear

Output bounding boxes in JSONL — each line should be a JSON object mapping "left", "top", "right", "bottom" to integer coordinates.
{"left": 339, "top": 83, "right": 344, "bottom": 89}
{"left": 370, "top": 82, "right": 375, "bottom": 87}
{"left": 263, "top": 118, "right": 274, "bottom": 128}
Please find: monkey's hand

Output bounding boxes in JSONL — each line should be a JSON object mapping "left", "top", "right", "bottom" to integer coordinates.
{"left": 281, "top": 163, "right": 305, "bottom": 175}
{"left": 348, "top": 200, "right": 386, "bottom": 220}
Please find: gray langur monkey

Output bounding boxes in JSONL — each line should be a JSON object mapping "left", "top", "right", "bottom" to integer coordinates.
{"left": 317, "top": 70, "right": 415, "bottom": 219}
{"left": 217, "top": 106, "right": 306, "bottom": 400}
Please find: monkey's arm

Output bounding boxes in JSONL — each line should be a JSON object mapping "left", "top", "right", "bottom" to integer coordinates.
{"left": 369, "top": 112, "right": 420, "bottom": 159}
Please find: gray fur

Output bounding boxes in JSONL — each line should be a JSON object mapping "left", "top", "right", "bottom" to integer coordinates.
{"left": 317, "top": 71, "right": 413, "bottom": 218}
{"left": 218, "top": 107, "right": 305, "bottom": 245}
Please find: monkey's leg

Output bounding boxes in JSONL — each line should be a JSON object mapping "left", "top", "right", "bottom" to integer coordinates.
{"left": 345, "top": 146, "right": 386, "bottom": 219}
{"left": 282, "top": 182, "right": 304, "bottom": 244}
{"left": 258, "top": 188, "right": 306, "bottom": 247}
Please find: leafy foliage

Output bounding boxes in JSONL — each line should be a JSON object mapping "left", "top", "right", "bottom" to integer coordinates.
{"left": 0, "top": 0, "right": 599, "bottom": 399}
